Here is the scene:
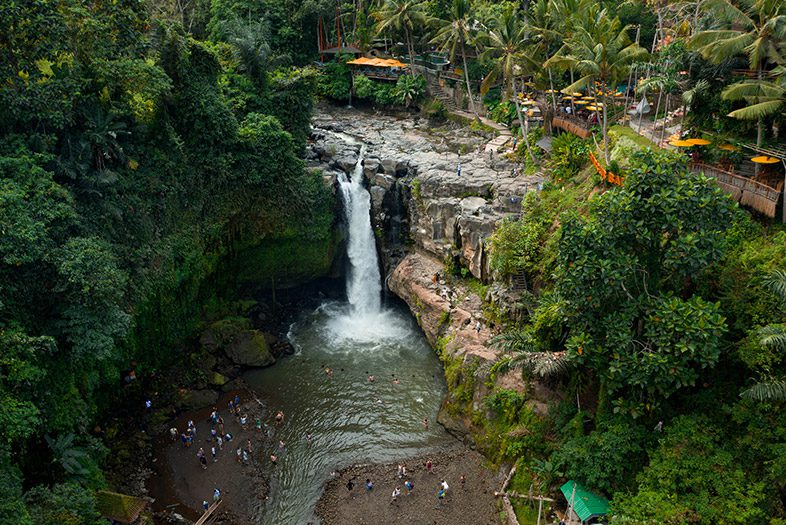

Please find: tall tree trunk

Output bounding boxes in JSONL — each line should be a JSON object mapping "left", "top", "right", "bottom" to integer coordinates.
{"left": 406, "top": 27, "right": 416, "bottom": 76}
{"left": 659, "top": 93, "right": 670, "bottom": 146}
{"left": 602, "top": 92, "right": 610, "bottom": 164}
{"left": 461, "top": 39, "right": 476, "bottom": 115}
{"left": 653, "top": 90, "right": 663, "bottom": 142}
{"left": 513, "top": 76, "right": 536, "bottom": 163}
{"left": 548, "top": 68, "right": 557, "bottom": 111}
{"left": 756, "top": 65, "right": 763, "bottom": 175}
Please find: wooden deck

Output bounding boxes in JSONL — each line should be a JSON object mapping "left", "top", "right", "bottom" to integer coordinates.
{"left": 690, "top": 162, "right": 781, "bottom": 218}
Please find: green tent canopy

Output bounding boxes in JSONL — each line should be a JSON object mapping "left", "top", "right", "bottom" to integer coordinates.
{"left": 560, "top": 480, "right": 610, "bottom": 522}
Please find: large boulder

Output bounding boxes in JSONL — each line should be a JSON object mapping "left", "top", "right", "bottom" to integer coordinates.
{"left": 176, "top": 389, "right": 219, "bottom": 410}
{"left": 224, "top": 330, "right": 275, "bottom": 367}
{"left": 201, "top": 318, "right": 275, "bottom": 368}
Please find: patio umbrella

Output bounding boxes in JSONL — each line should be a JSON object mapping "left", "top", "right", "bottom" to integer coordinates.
{"left": 751, "top": 156, "right": 780, "bottom": 164}
{"left": 686, "top": 138, "right": 711, "bottom": 146}
{"left": 669, "top": 140, "right": 694, "bottom": 147}
{"left": 572, "top": 92, "right": 584, "bottom": 97}
{"left": 575, "top": 100, "right": 589, "bottom": 105}
{"left": 718, "top": 144, "right": 739, "bottom": 152}
{"left": 586, "top": 105, "right": 599, "bottom": 111}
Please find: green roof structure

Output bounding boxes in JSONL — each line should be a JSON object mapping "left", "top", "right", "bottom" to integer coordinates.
{"left": 560, "top": 480, "right": 610, "bottom": 522}
{"left": 96, "top": 490, "right": 147, "bottom": 524}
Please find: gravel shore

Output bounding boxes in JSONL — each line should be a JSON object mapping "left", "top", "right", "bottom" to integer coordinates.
{"left": 315, "top": 444, "right": 502, "bottom": 525}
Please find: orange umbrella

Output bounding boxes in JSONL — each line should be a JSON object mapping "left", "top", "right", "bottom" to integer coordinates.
{"left": 669, "top": 140, "right": 694, "bottom": 147}
{"left": 751, "top": 156, "right": 780, "bottom": 164}
{"left": 686, "top": 138, "right": 711, "bottom": 146}
{"left": 718, "top": 144, "right": 739, "bottom": 152}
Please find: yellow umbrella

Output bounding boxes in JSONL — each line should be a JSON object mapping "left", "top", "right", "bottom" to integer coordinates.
{"left": 751, "top": 156, "right": 780, "bottom": 164}
{"left": 575, "top": 100, "right": 589, "bottom": 105}
{"left": 562, "top": 96, "right": 575, "bottom": 100}
{"left": 572, "top": 92, "right": 584, "bottom": 97}
{"left": 669, "top": 140, "right": 694, "bottom": 147}
{"left": 582, "top": 96, "right": 595, "bottom": 100}
{"left": 718, "top": 144, "right": 739, "bottom": 152}
{"left": 586, "top": 105, "right": 599, "bottom": 111}
{"left": 522, "top": 100, "right": 537, "bottom": 105}
{"left": 686, "top": 138, "right": 711, "bottom": 146}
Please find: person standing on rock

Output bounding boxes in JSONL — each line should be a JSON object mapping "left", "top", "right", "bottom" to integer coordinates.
{"left": 457, "top": 161, "right": 461, "bottom": 177}
{"left": 423, "top": 417, "right": 429, "bottom": 429}
{"left": 366, "top": 479, "right": 373, "bottom": 492}
{"left": 275, "top": 411, "right": 284, "bottom": 425}
{"left": 405, "top": 479, "right": 414, "bottom": 496}
{"left": 475, "top": 320, "right": 481, "bottom": 333}
{"left": 391, "top": 487, "right": 401, "bottom": 505}
{"left": 426, "top": 459, "right": 433, "bottom": 474}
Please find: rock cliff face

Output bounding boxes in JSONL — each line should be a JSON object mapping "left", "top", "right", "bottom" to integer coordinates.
{"left": 308, "top": 105, "right": 544, "bottom": 282}
{"left": 308, "top": 104, "right": 551, "bottom": 441}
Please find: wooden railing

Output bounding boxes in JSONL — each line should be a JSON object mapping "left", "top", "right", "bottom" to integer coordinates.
{"left": 690, "top": 162, "right": 780, "bottom": 218}
{"left": 552, "top": 115, "right": 592, "bottom": 139}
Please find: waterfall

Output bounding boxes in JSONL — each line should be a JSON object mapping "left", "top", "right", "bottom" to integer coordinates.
{"left": 337, "top": 146, "right": 382, "bottom": 315}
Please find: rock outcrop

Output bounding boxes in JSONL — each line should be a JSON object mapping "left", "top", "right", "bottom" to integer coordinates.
{"left": 200, "top": 318, "right": 275, "bottom": 368}
{"left": 308, "top": 105, "right": 544, "bottom": 281}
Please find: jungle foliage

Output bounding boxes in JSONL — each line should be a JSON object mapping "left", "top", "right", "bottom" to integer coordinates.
{"left": 0, "top": 0, "right": 333, "bottom": 520}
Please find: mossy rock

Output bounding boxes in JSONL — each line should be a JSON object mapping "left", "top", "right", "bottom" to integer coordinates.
{"left": 177, "top": 389, "right": 219, "bottom": 410}
{"left": 224, "top": 330, "right": 275, "bottom": 367}
{"left": 209, "top": 371, "right": 229, "bottom": 386}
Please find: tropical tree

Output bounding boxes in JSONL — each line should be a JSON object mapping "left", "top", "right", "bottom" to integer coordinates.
{"left": 690, "top": 0, "right": 786, "bottom": 147}
{"left": 546, "top": 7, "right": 648, "bottom": 162}
{"left": 742, "top": 269, "right": 786, "bottom": 402}
{"left": 723, "top": 66, "right": 786, "bottom": 123}
{"left": 373, "top": 0, "right": 427, "bottom": 74}
{"left": 430, "top": 0, "right": 478, "bottom": 114}
{"left": 478, "top": 6, "right": 539, "bottom": 160}
{"left": 557, "top": 150, "right": 736, "bottom": 415}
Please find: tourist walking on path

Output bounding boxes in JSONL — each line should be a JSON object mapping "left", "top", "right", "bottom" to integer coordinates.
{"left": 213, "top": 488, "right": 221, "bottom": 502}
{"left": 211, "top": 446, "right": 217, "bottom": 462}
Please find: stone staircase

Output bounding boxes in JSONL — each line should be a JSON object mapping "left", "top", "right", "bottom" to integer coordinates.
{"left": 425, "top": 74, "right": 460, "bottom": 112}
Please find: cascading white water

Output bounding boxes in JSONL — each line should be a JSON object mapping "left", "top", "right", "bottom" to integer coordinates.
{"left": 337, "top": 146, "right": 382, "bottom": 315}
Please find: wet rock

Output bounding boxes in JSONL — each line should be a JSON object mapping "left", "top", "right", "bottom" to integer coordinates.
{"left": 177, "top": 389, "right": 219, "bottom": 410}
{"left": 224, "top": 330, "right": 275, "bottom": 367}
{"left": 201, "top": 318, "right": 275, "bottom": 368}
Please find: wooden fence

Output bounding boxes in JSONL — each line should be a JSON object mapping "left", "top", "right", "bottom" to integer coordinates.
{"left": 690, "top": 162, "right": 780, "bottom": 218}
{"left": 552, "top": 116, "right": 592, "bottom": 139}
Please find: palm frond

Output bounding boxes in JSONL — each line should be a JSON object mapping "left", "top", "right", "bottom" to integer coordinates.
{"left": 727, "top": 99, "right": 785, "bottom": 119}
{"left": 763, "top": 269, "right": 786, "bottom": 302}
{"left": 742, "top": 379, "right": 786, "bottom": 402}
{"left": 758, "top": 324, "right": 786, "bottom": 351}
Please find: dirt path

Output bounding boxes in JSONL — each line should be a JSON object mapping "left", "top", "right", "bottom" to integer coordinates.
{"left": 315, "top": 444, "right": 502, "bottom": 525}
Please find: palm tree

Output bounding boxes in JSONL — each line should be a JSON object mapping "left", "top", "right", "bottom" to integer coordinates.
{"left": 373, "top": 0, "right": 427, "bottom": 74}
{"left": 546, "top": 7, "right": 648, "bottom": 163}
{"left": 742, "top": 269, "right": 786, "bottom": 402}
{"left": 430, "top": 0, "right": 478, "bottom": 114}
{"left": 477, "top": 7, "right": 540, "bottom": 160}
{"left": 690, "top": 0, "right": 786, "bottom": 148}
{"left": 723, "top": 66, "right": 786, "bottom": 122}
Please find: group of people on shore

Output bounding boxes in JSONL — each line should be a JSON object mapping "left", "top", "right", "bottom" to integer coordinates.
{"left": 345, "top": 458, "right": 465, "bottom": 509}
